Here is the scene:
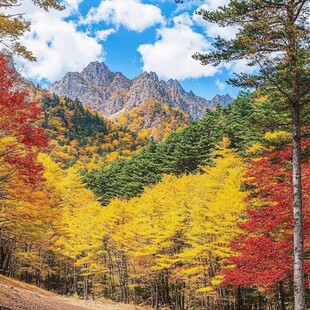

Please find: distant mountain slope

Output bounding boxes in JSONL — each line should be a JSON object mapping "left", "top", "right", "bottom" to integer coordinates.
{"left": 84, "top": 93, "right": 261, "bottom": 206}
{"left": 113, "top": 98, "right": 190, "bottom": 140}
{"left": 48, "top": 61, "right": 233, "bottom": 120}
{"left": 41, "top": 95, "right": 148, "bottom": 168}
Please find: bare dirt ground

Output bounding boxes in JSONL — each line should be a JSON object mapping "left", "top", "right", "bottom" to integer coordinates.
{"left": 0, "top": 275, "right": 151, "bottom": 310}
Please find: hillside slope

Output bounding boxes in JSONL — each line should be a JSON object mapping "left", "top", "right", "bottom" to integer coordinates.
{"left": 0, "top": 275, "right": 150, "bottom": 310}
{"left": 40, "top": 94, "right": 148, "bottom": 168}
{"left": 113, "top": 98, "right": 190, "bottom": 140}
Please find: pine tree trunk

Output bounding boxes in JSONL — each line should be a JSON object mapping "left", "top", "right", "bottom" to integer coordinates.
{"left": 286, "top": 1, "right": 306, "bottom": 308}
{"left": 292, "top": 101, "right": 305, "bottom": 310}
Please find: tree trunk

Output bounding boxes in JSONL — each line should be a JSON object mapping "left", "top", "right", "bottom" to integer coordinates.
{"left": 155, "top": 280, "right": 159, "bottom": 310}
{"left": 292, "top": 101, "right": 305, "bottom": 310}
{"left": 286, "top": 1, "right": 306, "bottom": 308}
{"left": 83, "top": 274, "right": 88, "bottom": 301}
{"left": 73, "top": 265, "right": 78, "bottom": 296}
{"left": 235, "top": 286, "right": 243, "bottom": 310}
{"left": 162, "top": 270, "right": 170, "bottom": 305}
{"left": 278, "top": 282, "right": 286, "bottom": 310}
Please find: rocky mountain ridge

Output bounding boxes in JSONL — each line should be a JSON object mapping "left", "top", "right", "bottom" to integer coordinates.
{"left": 49, "top": 61, "right": 233, "bottom": 120}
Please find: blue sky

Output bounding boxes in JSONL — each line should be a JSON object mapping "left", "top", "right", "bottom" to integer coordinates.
{"left": 13, "top": 0, "right": 255, "bottom": 99}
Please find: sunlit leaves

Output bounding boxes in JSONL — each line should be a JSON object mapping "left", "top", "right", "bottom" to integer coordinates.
{"left": 224, "top": 139, "right": 310, "bottom": 289}
{"left": 100, "top": 138, "right": 246, "bottom": 303}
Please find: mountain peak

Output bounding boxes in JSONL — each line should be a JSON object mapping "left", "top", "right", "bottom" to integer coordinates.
{"left": 63, "top": 71, "right": 80, "bottom": 80}
{"left": 137, "top": 71, "right": 159, "bottom": 82}
{"left": 166, "top": 78, "right": 177, "bottom": 85}
{"left": 188, "top": 90, "right": 195, "bottom": 97}
{"left": 49, "top": 61, "right": 233, "bottom": 120}
{"left": 81, "top": 61, "right": 111, "bottom": 75}
{"left": 210, "top": 94, "right": 233, "bottom": 107}
{"left": 149, "top": 71, "right": 159, "bottom": 81}
{"left": 81, "top": 61, "right": 114, "bottom": 87}
{"left": 84, "top": 60, "right": 108, "bottom": 69}
{"left": 166, "top": 79, "right": 183, "bottom": 89}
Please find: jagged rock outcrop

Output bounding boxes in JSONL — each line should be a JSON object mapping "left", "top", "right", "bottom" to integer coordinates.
{"left": 165, "top": 79, "right": 213, "bottom": 120}
{"left": 80, "top": 61, "right": 114, "bottom": 87}
{"left": 49, "top": 61, "right": 233, "bottom": 120}
{"left": 209, "top": 94, "right": 234, "bottom": 108}
{"left": 127, "top": 72, "right": 170, "bottom": 110}
{"left": 4, "top": 54, "right": 32, "bottom": 93}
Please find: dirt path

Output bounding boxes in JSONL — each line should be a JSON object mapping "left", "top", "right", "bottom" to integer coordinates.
{"left": 0, "top": 276, "right": 151, "bottom": 310}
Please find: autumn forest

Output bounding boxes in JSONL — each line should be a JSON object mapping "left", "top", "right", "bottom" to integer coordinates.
{"left": 0, "top": 0, "right": 310, "bottom": 309}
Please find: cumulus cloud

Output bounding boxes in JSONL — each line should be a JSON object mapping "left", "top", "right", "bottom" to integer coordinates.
{"left": 13, "top": 0, "right": 104, "bottom": 83}
{"left": 64, "top": 0, "right": 84, "bottom": 11}
{"left": 224, "top": 59, "right": 259, "bottom": 75}
{"left": 82, "top": 0, "right": 165, "bottom": 32}
{"left": 215, "top": 79, "right": 226, "bottom": 91}
{"left": 193, "top": 4, "right": 238, "bottom": 41}
{"left": 96, "top": 28, "right": 116, "bottom": 41}
{"left": 192, "top": 3, "right": 257, "bottom": 76}
{"left": 202, "top": 0, "right": 231, "bottom": 11}
{"left": 173, "top": 12, "right": 193, "bottom": 27}
{"left": 138, "top": 14, "right": 217, "bottom": 80}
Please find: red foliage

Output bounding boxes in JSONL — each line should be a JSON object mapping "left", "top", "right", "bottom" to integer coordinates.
{"left": 0, "top": 55, "right": 48, "bottom": 183}
{"left": 224, "top": 139, "right": 310, "bottom": 289}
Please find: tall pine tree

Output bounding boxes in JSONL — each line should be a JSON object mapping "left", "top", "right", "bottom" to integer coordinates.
{"left": 192, "top": 1, "right": 309, "bottom": 308}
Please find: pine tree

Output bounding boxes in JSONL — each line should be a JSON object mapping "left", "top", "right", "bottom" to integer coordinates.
{"left": 224, "top": 137, "right": 310, "bottom": 309}
{"left": 194, "top": 2, "right": 309, "bottom": 308}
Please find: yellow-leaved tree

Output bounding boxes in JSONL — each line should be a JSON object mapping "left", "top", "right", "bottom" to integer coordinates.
{"left": 100, "top": 138, "right": 246, "bottom": 309}
{"left": 179, "top": 138, "right": 246, "bottom": 308}
{"left": 38, "top": 154, "right": 105, "bottom": 299}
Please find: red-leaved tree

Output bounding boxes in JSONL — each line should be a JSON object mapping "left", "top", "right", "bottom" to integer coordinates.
{"left": 0, "top": 55, "right": 48, "bottom": 274}
{"left": 0, "top": 55, "right": 48, "bottom": 187}
{"left": 224, "top": 139, "right": 310, "bottom": 306}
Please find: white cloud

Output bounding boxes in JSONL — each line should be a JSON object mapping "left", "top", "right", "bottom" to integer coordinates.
{"left": 193, "top": 4, "right": 238, "bottom": 41}
{"left": 173, "top": 0, "right": 206, "bottom": 14}
{"left": 96, "top": 28, "right": 116, "bottom": 41}
{"left": 8, "top": 0, "right": 82, "bottom": 16}
{"left": 12, "top": 0, "right": 104, "bottom": 83}
{"left": 138, "top": 14, "right": 217, "bottom": 80}
{"left": 215, "top": 79, "right": 226, "bottom": 90}
{"left": 173, "top": 12, "right": 193, "bottom": 27}
{"left": 199, "top": 0, "right": 230, "bottom": 11}
{"left": 64, "top": 0, "right": 84, "bottom": 11}
{"left": 224, "top": 59, "right": 258, "bottom": 74}
{"left": 192, "top": 3, "right": 257, "bottom": 76}
{"left": 82, "top": 0, "right": 165, "bottom": 32}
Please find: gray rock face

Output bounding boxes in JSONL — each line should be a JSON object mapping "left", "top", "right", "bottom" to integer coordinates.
{"left": 4, "top": 54, "right": 32, "bottom": 93}
{"left": 81, "top": 61, "right": 114, "bottom": 87}
{"left": 127, "top": 71, "right": 170, "bottom": 110}
{"left": 48, "top": 61, "right": 233, "bottom": 119}
{"left": 165, "top": 78, "right": 213, "bottom": 119}
{"left": 209, "top": 94, "right": 234, "bottom": 108}
{"left": 106, "top": 72, "right": 132, "bottom": 95}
